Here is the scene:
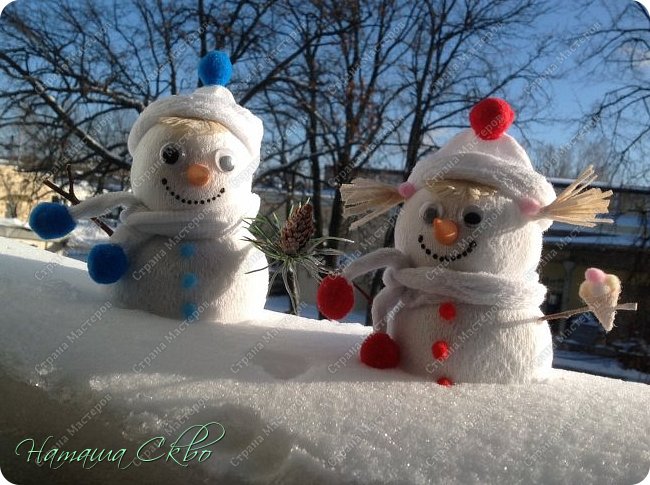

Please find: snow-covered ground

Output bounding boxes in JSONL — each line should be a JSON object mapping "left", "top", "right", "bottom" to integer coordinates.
{"left": 270, "top": 300, "right": 650, "bottom": 384}
{"left": 0, "top": 237, "right": 649, "bottom": 485}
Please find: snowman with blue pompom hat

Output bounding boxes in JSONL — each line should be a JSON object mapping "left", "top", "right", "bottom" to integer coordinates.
{"left": 29, "top": 51, "right": 269, "bottom": 323}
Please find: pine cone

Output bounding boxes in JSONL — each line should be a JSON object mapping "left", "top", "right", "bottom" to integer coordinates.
{"left": 280, "top": 203, "right": 315, "bottom": 255}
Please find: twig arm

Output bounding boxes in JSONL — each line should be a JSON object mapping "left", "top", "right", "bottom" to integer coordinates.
{"left": 42, "top": 165, "right": 114, "bottom": 236}
{"left": 352, "top": 283, "right": 372, "bottom": 304}
{"left": 537, "top": 303, "right": 638, "bottom": 322}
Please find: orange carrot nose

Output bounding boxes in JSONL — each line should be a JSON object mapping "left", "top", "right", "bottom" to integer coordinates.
{"left": 433, "top": 218, "right": 459, "bottom": 245}
{"left": 186, "top": 164, "right": 210, "bottom": 187}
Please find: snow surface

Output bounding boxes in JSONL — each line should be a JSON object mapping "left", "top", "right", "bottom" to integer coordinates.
{"left": 0, "top": 237, "right": 649, "bottom": 485}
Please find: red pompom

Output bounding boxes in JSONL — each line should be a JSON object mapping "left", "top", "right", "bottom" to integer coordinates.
{"left": 469, "top": 98, "right": 515, "bottom": 140}
{"left": 317, "top": 275, "right": 354, "bottom": 320}
{"left": 438, "top": 302, "right": 456, "bottom": 321}
{"left": 432, "top": 340, "right": 450, "bottom": 361}
{"left": 359, "top": 333, "right": 400, "bottom": 369}
{"left": 437, "top": 377, "right": 454, "bottom": 387}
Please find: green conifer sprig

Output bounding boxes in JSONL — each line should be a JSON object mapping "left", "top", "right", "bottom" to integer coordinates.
{"left": 243, "top": 201, "right": 351, "bottom": 315}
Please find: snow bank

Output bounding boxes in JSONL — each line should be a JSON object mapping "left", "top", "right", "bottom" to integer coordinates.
{"left": 0, "top": 237, "right": 648, "bottom": 485}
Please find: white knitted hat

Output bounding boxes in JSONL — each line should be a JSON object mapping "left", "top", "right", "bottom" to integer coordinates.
{"left": 342, "top": 98, "right": 611, "bottom": 231}
{"left": 407, "top": 98, "right": 556, "bottom": 207}
{"left": 128, "top": 51, "right": 263, "bottom": 159}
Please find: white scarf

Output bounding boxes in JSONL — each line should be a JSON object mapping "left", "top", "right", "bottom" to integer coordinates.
{"left": 68, "top": 191, "right": 258, "bottom": 241}
{"left": 342, "top": 248, "right": 546, "bottom": 322}
{"left": 387, "top": 266, "right": 547, "bottom": 310}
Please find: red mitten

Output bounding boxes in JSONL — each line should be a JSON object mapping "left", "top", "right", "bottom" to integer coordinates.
{"left": 317, "top": 275, "right": 354, "bottom": 320}
{"left": 359, "top": 332, "right": 400, "bottom": 369}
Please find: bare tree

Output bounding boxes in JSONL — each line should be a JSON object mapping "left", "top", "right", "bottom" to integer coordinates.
{"left": 532, "top": 137, "right": 614, "bottom": 180}
{"left": 572, "top": 0, "right": 650, "bottom": 185}
{"left": 256, "top": 0, "right": 557, "bottom": 234}
{"left": 0, "top": 0, "right": 327, "bottom": 190}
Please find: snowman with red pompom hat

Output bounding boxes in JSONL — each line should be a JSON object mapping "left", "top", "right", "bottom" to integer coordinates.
{"left": 318, "top": 98, "right": 617, "bottom": 385}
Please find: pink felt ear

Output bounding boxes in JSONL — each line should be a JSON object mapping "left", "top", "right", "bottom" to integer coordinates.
{"left": 585, "top": 267, "right": 606, "bottom": 284}
{"left": 398, "top": 182, "right": 417, "bottom": 199}
{"left": 518, "top": 197, "right": 541, "bottom": 217}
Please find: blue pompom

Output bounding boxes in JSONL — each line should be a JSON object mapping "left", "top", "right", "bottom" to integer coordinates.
{"left": 198, "top": 50, "right": 232, "bottom": 86}
{"left": 88, "top": 243, "right": 128, "bottom": 284}
{"left": 29, "top": 202, "right": 76, "bottom": 240}
{"left": 181, "top": 272, "right": 199, "bottom": 289}
{"left": 179, "top": 243, "right": 196, "bottom": 259}
{"left": 182, "top": 302, "right": 199, "bottom": 320}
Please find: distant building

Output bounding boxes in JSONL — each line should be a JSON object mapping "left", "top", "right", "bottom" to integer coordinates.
{"left": 0, "top": 158, "right": 107, "bottom": 254}
{"left": 541, "top": 179, "right": 650, "bottom": 349}
{"left": 0, "top": 158, "right": 52, "bottom": 220}
{"left": 0, "top": 158, "right": 55, "bottom": 250}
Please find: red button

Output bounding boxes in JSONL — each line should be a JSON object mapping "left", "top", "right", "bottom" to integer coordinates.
{"left": 432, "top": 340, "right": 450, "bottom": 361}
{"left": 439, "top": 302, "right": 456, "bottom": 321}
{"left": 437, "top": 377, "right": 453, "bottom": 387}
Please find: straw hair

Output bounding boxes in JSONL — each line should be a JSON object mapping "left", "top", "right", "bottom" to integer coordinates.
{"left": 340, "top": 178, "right": 405, "bottom": 230}
{"left": 160, "top": 116, "right": 229, "bottom": 135}
{"left": 342, "top": 178, "right": 496, "bottom": 230}
{"left": 535, "top": 165, "right": 613, "bottom": 227}
{"left": 425, "top": 179, "right": 497, "bottom": 202}
{"left": 342, "top": 165, "right": 612, "bottom": 230}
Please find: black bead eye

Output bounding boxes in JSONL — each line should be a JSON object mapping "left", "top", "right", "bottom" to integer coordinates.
{"left": 160, "top": 143, "right": 182, "bottom": 165}
{"left": 218, "top": 155, "right": 234, "bottom": 172}
{"left": 463, "top": 205, "right": 483, "bottom": 226}
{"left": 420, "top": 203, "right": 441, "bottom": 224}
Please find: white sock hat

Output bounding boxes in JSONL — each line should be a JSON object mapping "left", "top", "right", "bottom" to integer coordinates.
{"left": 407, "top": 98, "right": 556, "bottom": 208}
{"left": 127, "top": 51, "right": 263, "bottom": 161}
{"left": 341, "top": 98, "right": 611, "bottom": 231}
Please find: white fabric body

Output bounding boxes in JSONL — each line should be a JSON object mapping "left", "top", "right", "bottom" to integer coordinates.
{"left": 68, "top": 119, "right": 268, "bottom": 323}
{"left": 69, "top": 191, "right": 268, "bottom": 323}
{"left": 342, "top": 184, "right": 554, "bottom": 383}
{"left": 110, "top": 222, "right": 268, "bottom": 323}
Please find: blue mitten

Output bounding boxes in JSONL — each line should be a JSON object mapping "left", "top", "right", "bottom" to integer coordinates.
{"left": 88, "top": 243, "right": 129, "bottom": 284}
{"left": 29, "top": 203, "right": 76, "bottom": 239}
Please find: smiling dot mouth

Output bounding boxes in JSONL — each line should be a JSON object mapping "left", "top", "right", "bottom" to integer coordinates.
{"left": 417, "top": 234, "right": 477, "bottom": 262}
{"left": 161, "top": 178, "right": 225, "bottom": 205}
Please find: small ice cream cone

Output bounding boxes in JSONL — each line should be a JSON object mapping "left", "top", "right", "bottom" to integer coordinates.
{"left": 578, "top": 268, "right": 622, "bottom": 332}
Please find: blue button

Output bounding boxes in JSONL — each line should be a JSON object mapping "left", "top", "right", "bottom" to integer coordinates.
{"left": 181, "top": 272, "right": 198, "bottom": 289}
{"left": 180, "top": 243, "right": 196, "bottom": 259}
{"left": 182, "top": 302, "right": 198, "bottom": 320}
